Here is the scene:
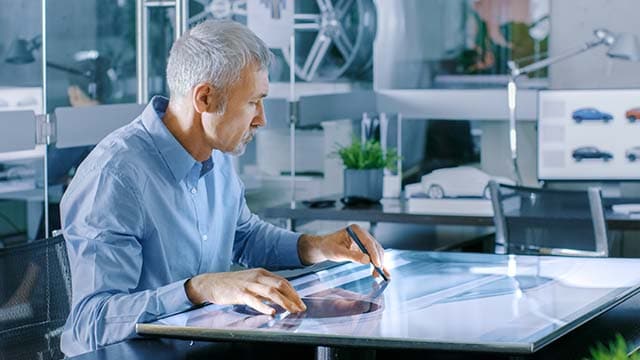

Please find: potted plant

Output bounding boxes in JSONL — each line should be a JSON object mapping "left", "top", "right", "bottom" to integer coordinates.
{"left": 336, "top": 138, "right": 399, "bottom": 202}
{"left": 587, "top": 334, "right": 640, "bottom": 359}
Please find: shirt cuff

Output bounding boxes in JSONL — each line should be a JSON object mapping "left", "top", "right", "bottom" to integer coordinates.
{"left": 276, "top": 231, "right": 304, "bottom": 269}
{"left": 156, "top": 278, "right": 194, "bottom": 314}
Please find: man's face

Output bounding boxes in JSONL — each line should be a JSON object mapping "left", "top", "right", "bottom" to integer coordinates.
{"left": 202, "top": 65, "right": 268, "bottom": 156}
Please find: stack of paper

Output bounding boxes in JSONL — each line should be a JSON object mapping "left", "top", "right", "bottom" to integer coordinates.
{"left": 407, "top": 196, "right": 494, "bottom": 216}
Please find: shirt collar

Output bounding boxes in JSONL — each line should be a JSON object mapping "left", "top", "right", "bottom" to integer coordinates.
{"left": 141, "top": 96, "right": 214, "bottom": 182}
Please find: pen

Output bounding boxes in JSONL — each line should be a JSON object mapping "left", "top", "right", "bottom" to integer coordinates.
{"left": 346, "top": 226, "right": 388, "bottom": 282}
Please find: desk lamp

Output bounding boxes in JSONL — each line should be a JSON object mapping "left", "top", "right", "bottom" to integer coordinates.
{"left": 507, "top": 28, "right": 640, "bottom": 184}
{"left": 5, "top": 35, "right": 102, "bottom": 100}
{"left": 6, "top": 35, "right": 93, "bottom": 78}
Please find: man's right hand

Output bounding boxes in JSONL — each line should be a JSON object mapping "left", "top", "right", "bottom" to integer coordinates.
{"left": 184, "top": 268, "right": 307, "bottom": 315}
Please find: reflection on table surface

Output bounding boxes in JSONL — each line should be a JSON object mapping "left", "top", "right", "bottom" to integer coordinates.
{"left": 141, "top": 251, "right": 640, "bottom": 353}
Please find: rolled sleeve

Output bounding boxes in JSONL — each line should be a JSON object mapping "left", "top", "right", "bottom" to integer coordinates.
{"left": 273, "top": 229, "right": 304, "bottom": 269}
{"left": 156, "top": 279, "right": 193, "bottom": 313}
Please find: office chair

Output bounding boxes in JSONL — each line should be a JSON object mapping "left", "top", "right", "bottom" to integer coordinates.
{"left": 489, "top": 181, "right": 609, "bottom": 257}
{"left": 0, "top": 235, "right": 72, "bottom": 360}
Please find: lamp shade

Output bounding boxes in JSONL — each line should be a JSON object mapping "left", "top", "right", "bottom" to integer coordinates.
{"left": 607, "top": 33, "right": 640, "bottom": 61}
{"left": 5, "top": 38, "right": 36, "bottom": 64}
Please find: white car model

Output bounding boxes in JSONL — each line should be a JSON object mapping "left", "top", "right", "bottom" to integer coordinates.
{"left": 421, "top": 166, "right": 515, "bottom": 199}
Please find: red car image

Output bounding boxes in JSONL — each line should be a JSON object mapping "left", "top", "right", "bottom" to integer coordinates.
{"left": 626, "top": 108, "right": 640, "bottom": 122}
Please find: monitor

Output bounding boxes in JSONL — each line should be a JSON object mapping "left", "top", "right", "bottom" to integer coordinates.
{"left": 538, "top": 89, "right": 640, "bottom": 180}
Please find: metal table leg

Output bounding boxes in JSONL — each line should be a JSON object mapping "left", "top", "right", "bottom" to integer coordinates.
{"left": 316, "top": 346, "right": 376, "bottom": 360}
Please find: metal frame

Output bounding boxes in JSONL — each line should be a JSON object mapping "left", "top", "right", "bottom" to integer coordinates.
{"left": 375, "top": 89, "right": 538, "bottom": 121}
{"left": 54, "top": 103, "right": 146, "bottom": 148}
{"left": 136, "top": 0, "right": 187, "bottom": 104}
{"left": 489, "top": 180, "right": 609, "bottom": 257}
{"left": 42, "top": 0, "right": 50, "bottom": 238}
{"left": 489, "top": 180, "right": 508, "bottom": 255}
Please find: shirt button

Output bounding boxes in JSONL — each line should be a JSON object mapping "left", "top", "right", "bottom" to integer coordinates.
{"left": 191, "top": 188, "right": 197, "bottom": 194}
{"left": 202, "top": 234, "right": 208, "bottom": 241}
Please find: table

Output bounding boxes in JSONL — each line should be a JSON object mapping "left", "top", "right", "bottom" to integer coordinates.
{"left": 260, "top": 197, "right": 640, "bottom": 231}
{"left": 135, "top": 250, "right": 640, "bottom": 359}
{"left": 68, "top": 291, "right": 640, "bottom": 360}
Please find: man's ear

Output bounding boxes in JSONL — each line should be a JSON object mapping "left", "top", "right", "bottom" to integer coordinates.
{"left": 192, "top": 83, "right": 223, "bottom": 114}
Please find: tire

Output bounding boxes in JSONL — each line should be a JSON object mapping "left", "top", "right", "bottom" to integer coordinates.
{"left": 574, "top": 117, "right": 582, "bottom": 123}
{"left": 629, "top": 116, "right": 636, "bottom": 122}
{"left": 427, "top": 185, "right": 445, "bottom": 199}
{"left": 629, "top": 154, "right": 636, "bottom": 162}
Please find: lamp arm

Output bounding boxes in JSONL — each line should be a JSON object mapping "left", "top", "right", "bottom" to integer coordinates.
{"left": 46, "top": 61, "right": 92, "bottom": 79}
{"left": 511, "top": 38, "right": 607, "bottom": 77}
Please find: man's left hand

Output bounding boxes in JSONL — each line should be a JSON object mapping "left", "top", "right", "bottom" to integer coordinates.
{"left": 297, "top": 224, "right": 390, "bottom": 279}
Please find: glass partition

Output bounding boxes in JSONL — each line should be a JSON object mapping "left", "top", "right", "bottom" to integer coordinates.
{"left": 42, "top": 0, "right": 154, "bottom": 236}
{"left": 45, "top": 0, "right": 138, "bottom": 110}
{"left": 2, "top": 0, "right": 541, "bottom": 241}
{"left": 0, "top": 0, "right": 44, "bottom": 243}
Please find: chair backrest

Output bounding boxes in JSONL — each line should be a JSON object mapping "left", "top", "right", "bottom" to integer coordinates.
{"left": 0, "top": 235, "right": 72, "bottom": 360}
{"left": 489, "top": 181, "right": 609, "bottom": 257}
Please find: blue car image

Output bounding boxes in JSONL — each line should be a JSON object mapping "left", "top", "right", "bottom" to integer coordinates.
{"left": 572, "top": 146, "right": 613, "bottom": 162}
{"left": 572, "top": 108, "right": 613, "bottom": 123}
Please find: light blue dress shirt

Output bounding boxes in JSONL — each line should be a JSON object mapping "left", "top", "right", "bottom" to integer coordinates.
{"left": 60, "top": 96, "right": 303, "bottom": 356}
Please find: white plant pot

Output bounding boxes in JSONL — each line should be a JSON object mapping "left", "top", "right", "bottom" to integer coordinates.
{"left": 383, "top": 174, "right": 401, "bottom": 198}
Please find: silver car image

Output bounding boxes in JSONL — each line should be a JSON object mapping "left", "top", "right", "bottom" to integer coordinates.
{"left": 626, "top": 146, "right": 640, "bottom": 161}
{"left": 572, "top": 146, "right": 613, "bottom": 162}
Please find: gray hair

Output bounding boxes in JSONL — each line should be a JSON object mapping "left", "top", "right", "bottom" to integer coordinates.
{"left": 166, "top": 20, "right": 272, "bottom": 107}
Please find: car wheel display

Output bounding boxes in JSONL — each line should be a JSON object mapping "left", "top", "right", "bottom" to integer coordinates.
{"left": 189, "top": 0, "right": 375, "bottom": 82}
{"left": 427, "top": 185, "right": 444, "bottom": 199}
{"left": 281, "top": 0, "right": 376, "bottom": 82}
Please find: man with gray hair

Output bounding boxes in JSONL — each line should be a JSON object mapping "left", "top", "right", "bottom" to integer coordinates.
{"left": 59, "top": 20, "right": 389, "bottom": 356}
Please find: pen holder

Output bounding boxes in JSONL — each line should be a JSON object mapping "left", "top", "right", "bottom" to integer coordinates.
{"left": 383, "top": 174, "right": 401, "bottom": 198}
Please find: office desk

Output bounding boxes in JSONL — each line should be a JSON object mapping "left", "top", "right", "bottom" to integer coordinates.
{"left": 67, "top": 291, "right": 640, "bottom": 359}
{"left": 260, "top": 197, "right": 640, "bottom": 231}
{"left": 131, "top": 251, "right": 640, "bottom": 359}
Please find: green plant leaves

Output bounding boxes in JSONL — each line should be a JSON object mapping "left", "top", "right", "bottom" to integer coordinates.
{"left": 335, "top": 138, "right": 399, "bottom": 170}
{"left": 586, "top": 334, "right": 640, "bottom": 360}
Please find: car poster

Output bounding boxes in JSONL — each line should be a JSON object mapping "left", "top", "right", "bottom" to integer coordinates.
{"left": 538, "top": 89, "right": 640, "bottom": 180}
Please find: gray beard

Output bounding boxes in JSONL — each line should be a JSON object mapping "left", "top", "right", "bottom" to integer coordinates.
{"left": 230, "top": 129, "right": 256, "bottom": 156}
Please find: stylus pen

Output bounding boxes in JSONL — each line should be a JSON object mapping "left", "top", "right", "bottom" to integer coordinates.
{"left": 346, "top": 226, "right": 388, "bottom": 282}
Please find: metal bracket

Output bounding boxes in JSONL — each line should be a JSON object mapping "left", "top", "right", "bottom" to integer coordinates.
{"left": 288, "top": 100, "right": 299, "bottom": 125}
{"left": 36, "top": 114, "right": 56, "bottom": 145}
